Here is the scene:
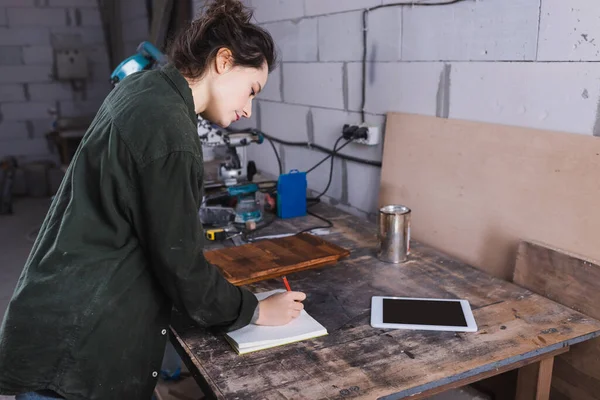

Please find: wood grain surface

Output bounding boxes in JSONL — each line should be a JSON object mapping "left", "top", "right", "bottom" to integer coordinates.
{"left": 204, "top": 232, "right": 350, "bottom": 286}
{"left": 171, "top": 205, "right": 600, "bottom": 400}
{"left": 514, "top": 241, "right": 600, "bottom": 400}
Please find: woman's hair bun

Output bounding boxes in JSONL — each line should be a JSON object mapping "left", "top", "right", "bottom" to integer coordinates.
{"left": 203, "top": 0, "right": 252, "bottom": 25}
{"left": 169, "top": 0, "right": 277, "bottom": 80}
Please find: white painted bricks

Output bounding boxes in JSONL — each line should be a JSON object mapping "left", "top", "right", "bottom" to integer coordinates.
{"left": 346, "top": 160, "right": 380, "bottom": 214}
{"left": 23, "top": 46, "right": 54, "bottom": 64}
{"left": 402, "top": 0, "right": 539, "bottom": 61}
{"left": 318, "top": 12, "right": 363, "bottom": 62}
{"left": 29, "top": 82, "right": 73, "bottom": 101}
{"left": 1, "top": 101, "right": 54, "bottom": 120}
{"left": 0, "top": 27, "right": 50, "bottom": 46}
{"left": 260, "top": 66, "right": 282, "bottom": 102}
{"left": 347, "top": 62, "right": 443, "bottom": 116}
{"left": 450, "top": 62, "right": 600, "bottom": 135}
{"left": 305, "top": 0, "right": 381, "bottom": 16}
{"left": 0, "top": 84, "right": 25, "bottom": 102}
{"left": 538, "top": 0, "right": 600, "bottom": 61}
{"left": 260, "top": 101, "right": 309, "bottom": 142}
{"left": 8, "top": 8, "right": 66, "bottom": 27}
{"left": 283, "top": 63, "right": 344, "bottom": 109}
{"left": 0, "top": 121, "right": 28, "bottom": 140}
{"left": 366, "top": 7, "right": 402, "bottom": 62}
{"left": 251, "top": 0, "right": 304, "bottom": 23}
{"left": 0, "top": 65, "right": 52, "bottom": 83}
{"left": 263, "top": 18, "right": 317, "bottom": 62}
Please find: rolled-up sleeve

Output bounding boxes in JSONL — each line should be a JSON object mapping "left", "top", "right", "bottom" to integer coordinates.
{"left": 135, "top": 151, "right": 257, "bottom": 332}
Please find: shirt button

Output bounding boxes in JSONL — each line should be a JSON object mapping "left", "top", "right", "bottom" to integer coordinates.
{"left": 161, "top": 329, "right": 167, "bottom": 335}
{"left": 152, "top": 371, "right": 158, "bottom": 378}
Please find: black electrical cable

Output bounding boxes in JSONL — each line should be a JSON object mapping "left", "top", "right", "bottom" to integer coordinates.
{"left": 306, "top": 137, "right": 352, "bottom": 174}
{"left": 226, "top": 126, "right": 381, "bottom": 168}
{"left": 264, "top": 135, "right": 283, "bottom": 175}
{"left": 309, "top": 137, "right": 345, "bottom": 202}
{"left": 264, "top": 132, "right": 382, "bottom": 168}
{"left": 360, "top": 0, "right": 469, "bottom": 122}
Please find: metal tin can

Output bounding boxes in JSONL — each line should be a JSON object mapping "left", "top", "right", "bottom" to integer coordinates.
{"left": 377, "top": 205, "right": 411, "bottom": 263}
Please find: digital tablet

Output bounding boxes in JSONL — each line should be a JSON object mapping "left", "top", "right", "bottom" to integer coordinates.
{"left": 370, "top": 296, "right": 478, "bottom": 332}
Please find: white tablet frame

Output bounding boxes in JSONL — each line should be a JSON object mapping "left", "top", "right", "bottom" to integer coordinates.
{"left": 370, "top": 296, "right": 478, "bottom": 333}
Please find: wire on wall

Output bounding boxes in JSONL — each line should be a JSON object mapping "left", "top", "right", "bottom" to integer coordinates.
{"left": 360, "top": 0, "right": 469, "bottom": 123}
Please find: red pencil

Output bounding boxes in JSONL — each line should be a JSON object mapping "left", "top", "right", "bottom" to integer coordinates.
{"left": 282, "top": 276, "right": 291, "bottom": 291}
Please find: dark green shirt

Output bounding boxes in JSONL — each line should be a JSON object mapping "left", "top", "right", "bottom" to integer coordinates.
{"left": 0, "top": 64, "right": 258, "bottom": 400}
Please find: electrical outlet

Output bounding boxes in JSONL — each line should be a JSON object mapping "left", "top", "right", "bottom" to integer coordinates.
{"left": 353, "top": 124, "right": 380, "bottom": 146}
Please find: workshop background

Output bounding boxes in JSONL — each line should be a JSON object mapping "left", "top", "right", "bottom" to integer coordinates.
{"left": 226, "top": 0, "right": 600, "bottom": 221}
{"left": 1, "top": 0, "right": 599, "bottom": 399}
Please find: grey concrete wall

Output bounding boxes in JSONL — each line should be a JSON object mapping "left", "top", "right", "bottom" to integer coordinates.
{"left": 206, "top": 0, "right": 600, "bottom": 221}
{"left": 0, "top": 0, "right": 149, "bottom": 163}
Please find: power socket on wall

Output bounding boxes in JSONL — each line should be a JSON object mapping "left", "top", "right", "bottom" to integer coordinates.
{"left": 342, "top": 123, "right": 381, "bottom": 146}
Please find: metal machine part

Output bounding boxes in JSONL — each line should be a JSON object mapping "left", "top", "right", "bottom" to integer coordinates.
{"left": 197, "top": 117, "right": 263, "bottom": 186}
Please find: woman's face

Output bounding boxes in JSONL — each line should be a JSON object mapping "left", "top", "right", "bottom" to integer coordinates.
{"left": 202, "top": 49, "right": 269, "bottom": 128}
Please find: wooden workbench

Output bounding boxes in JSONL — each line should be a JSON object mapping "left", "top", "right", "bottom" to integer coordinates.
{"left": 170, "top": 204, "right": 600, "bottom": 400}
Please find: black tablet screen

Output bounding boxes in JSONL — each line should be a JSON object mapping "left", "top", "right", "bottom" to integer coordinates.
{"left": 382, "top": 298, "right": 468, "bottom": 327}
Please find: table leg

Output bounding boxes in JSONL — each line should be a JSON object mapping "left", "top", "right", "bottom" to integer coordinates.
{"left": 515, "top": 356, "right": 555, "bottom": 400}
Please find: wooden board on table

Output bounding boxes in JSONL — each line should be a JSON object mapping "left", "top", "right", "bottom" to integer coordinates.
{"left": 378, "top": 112, "right": 600, "bottom": 281}
{"left": 514, "top": 241, "right": 600, "bottom": 400}
{"left": 204, "top": 232, "right": 350, "bottom": 286}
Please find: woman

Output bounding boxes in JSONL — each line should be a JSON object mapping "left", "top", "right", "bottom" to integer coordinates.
{"left": 0, "top": 1, "right": 305, "bottom": 399}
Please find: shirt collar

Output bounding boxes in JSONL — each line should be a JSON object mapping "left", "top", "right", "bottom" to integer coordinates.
{"left": 160, "top": 63, "right": 197, "bottom": 124}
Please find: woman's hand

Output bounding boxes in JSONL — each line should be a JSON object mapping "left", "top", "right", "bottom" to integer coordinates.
{"left": 255, "top": 291, "right": 306, "bottom": 326}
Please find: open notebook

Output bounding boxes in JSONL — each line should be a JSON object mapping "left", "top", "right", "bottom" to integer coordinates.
{"left": 224, "top": 289, "right": 328, "bottom": 355}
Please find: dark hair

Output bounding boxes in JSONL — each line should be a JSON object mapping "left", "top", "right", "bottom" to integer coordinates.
{"left": 169, "top": 0, "right": 277, "bottom": 80}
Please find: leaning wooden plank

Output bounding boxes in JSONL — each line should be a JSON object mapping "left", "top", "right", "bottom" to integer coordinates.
{"left": 514, "top": 241, "right": 600, "bottom": 400}
{"left": 379, "top": 112, "right": 600, "bottom": 281}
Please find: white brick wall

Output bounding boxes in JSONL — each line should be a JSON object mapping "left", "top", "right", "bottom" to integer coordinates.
{"left": 1, "top": 101, "right": 53, "bottom": 120}
{"left": 347, "top": 62, "right": 443, "bottom": 115}
{"left": 0, "top": 121, "right": 27, "bottom": 140}
{"left": 8, "top": 8, "right": 66, "bottom": 27}
{"left": 260, "top": 66, "right": 282, "bottom": 102}
{"left": 346, "top": 161, "right": 380, "bottom": 214}
{"left": 251, "top": 0, "right": 304, "bottom": 23}
{"left": 0, "top": 46, "right": 23, "bottom": 65}
{"left": 263, "top": 18, "right": 317, "bottom": 62}
{"left": 450, "top": 62, "right": 600, "bottom": 135}
{"left": 0, "top": 0, "right": 35, "bottom": 6}
{"left": 29, "top": 82, "right": 73, "bottom": 101}
{"left": 318, "top": 12, "right": 362, "bottom": 62}
{"left": 260, "top": 101, "right": 309, "bottom": 142}
{"left": 283, "top": 63, "right": 344, "bottom": 109}
{"left": 304, "top": 0, "right": 380, "bottom": 16}
{"left": 23, "top": 45, "right": 53, "bottom": 64}
{"left": 80, "top": 8, "right": 101, "bottom": 27}
{"left": 538, "top": 0, "right": 600, "bottom": 61}
{"left": 1, "top": 0, "right": 119, "bottom": 163}
{"left": 49, "top": 0, "right": 97, "bottom": 6}
{"left": 0, "top": 84, "right": 25, "bottom": 102}
{"left": 0, "top": 65, "right": 52, "bottom": 83}
{"left": 0, "top": 27, "right": 50, "bottom": 45}
{"left": 401, "top": 0, "right": 539, "bottom": 61}
{"left": 216, "top": 0, "right": 600, "bottom": 216}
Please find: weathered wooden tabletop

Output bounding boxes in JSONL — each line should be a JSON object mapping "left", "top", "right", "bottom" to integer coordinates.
{"left": 170, "top": 204, "right": 600, "bottom": 400}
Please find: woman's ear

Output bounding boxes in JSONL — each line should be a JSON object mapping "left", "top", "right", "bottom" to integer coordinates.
{"left": 215, "top": 48, "right": 234, "bottom": 74}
